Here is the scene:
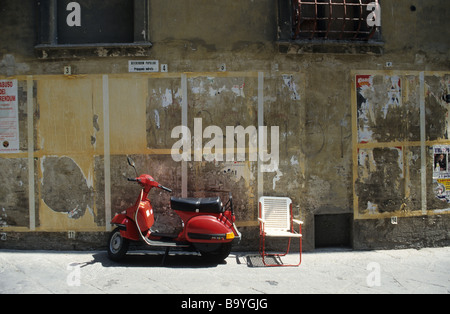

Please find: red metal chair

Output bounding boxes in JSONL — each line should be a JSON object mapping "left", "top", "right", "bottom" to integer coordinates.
{"left": 258, "top": 196, "right": 303, "bottom": 266}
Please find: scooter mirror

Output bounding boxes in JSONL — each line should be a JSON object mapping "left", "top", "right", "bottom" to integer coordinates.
{"left": 127, "top": 156, "right": 135, "bottom": 167}
{"left": 127, "top": 156, "right": 138, "bottom": 177}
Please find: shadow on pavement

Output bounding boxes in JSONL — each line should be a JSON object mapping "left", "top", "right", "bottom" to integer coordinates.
{"left": 73, "top": 250, "right": 225, "bottom": 269}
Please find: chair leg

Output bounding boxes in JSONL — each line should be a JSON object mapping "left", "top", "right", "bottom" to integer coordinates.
{"left": 259, "top": 236, "right": 302, "bottom": 267}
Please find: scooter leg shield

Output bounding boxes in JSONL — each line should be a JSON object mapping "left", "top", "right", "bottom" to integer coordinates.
{"left": 185, "top": 215, "right": 234, "bottom": 242}
{"left": 110, "top": 214, "right": 140, "bottom": 241}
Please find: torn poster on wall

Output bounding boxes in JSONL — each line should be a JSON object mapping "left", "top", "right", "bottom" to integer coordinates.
{"left": 356, "top": 75, "right": 374, "bottom": 143}
{"left": 383, "top": 75, "right": 401, "bottom": 118}
{"left": 0, "top": 80, "right": 19, "bottom": 153}
{"left": 433, "top": 145, "right": 450, "bottom": 202}
{"left": 356, "top": 74, "right": 403, "bottom": 143}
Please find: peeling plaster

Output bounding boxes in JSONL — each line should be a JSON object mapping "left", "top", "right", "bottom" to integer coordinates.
{"left": 0, "top": 208, "right": 8, "bottom": 227}
{"left": 290, "top": 155, "right": 299, "bottom": 166}
{"left": 154, "top": 109, "right": 160, "bottom": 129}
{"left": 231, "top": 84, "right": 245, "bottom": 98}
{"left": 41, "top": 156, "right": 94, "bottom": 219}
{"left": 209, "top": 85, "right": 227, "bottom": 97}
{"left": 162, "top": 88, "right": 173, "bottom": 108}
{"left": 282, "top": 74, "right": 300, "bottom": 101}
{"left": 220, "top": 162, "right": 254, "bottom": 185}
{"left": 272, "top": 169, "right": 283, "bottom": 190}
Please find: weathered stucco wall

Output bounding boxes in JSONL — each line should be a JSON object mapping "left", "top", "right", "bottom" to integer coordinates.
{"left": 352, "top": 71, "right": 450, "bottom": 249}
{"left": 0, "top": 0, "right": 449, "bottom": 251}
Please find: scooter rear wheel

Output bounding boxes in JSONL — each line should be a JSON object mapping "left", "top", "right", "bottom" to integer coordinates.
{"left": 107, "top": 228, "right": 129, "bottom": 261}
{"left": 195, "top": 242, "right": 232, "bottom": 263}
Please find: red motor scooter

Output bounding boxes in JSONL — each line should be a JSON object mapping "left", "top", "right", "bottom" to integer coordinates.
{"left": 107, "top": 157, "right": 241, "bottom": 263}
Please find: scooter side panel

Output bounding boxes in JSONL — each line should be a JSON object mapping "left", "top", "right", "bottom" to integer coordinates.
{"left": 136, "top": 200, "right": 155, "bottom": 232}
{"left": 185, "top": 215, "right": 233, "bottom": 243}
{"left": 110, "top": 213, "right": 140, "bottom": 241}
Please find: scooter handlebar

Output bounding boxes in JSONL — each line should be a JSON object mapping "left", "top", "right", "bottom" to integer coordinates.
{"left": 127, "top": 177, "right": 171, "bottom": 192}
{"left": 158, "top": 185, "right": 172, "bottom": 193}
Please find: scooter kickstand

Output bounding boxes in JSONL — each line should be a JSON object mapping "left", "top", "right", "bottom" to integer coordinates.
{"left": 161, "top": 247, "right": 170, "bottom": 266}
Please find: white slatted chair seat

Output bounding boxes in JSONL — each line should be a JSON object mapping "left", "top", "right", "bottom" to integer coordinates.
{"left": 263, "top": 229, "right": 303, "bottom": 238}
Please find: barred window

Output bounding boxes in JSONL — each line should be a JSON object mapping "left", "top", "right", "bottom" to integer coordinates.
{"left": 291, "top": 0, "right": 381, "bottom": 41}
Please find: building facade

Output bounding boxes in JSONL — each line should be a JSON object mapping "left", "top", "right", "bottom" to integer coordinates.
{"left": 0, "top": 0, "right": 449, "bottom": 251}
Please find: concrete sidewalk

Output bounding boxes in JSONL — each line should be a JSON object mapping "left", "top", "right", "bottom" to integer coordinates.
{"left": 0, "top": 247, "right": 449, "bottom": 294}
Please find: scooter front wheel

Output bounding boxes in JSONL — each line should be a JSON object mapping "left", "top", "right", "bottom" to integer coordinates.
{"left": 107, "top": 228, "right": 129, "bottom": 261}
{"left": 194, "top": 242, "right": 232, "bottom": 263}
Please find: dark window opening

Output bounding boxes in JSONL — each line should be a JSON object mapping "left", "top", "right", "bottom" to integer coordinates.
{"left": 36, "top": 0, "right": 151, "bottom": 56}
{"left": 315, "top": 213, "right": 353, "bottom": 248}
{"left": 56, "top": 0, "right": 135, "bottom": 45}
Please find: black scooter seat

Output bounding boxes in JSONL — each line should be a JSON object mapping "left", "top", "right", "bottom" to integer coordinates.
{"left": 170, "top": 196, "right": 224, "bottom": 213}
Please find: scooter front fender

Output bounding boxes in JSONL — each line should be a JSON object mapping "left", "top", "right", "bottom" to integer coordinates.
{"left": 185, "top": 215, "right": 234, "bottom": 243}
{"left": 110, "top": 213, "right": 140, "bottom": 241}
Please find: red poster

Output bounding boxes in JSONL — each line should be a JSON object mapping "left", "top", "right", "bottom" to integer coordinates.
{"left": 356, "top": 75, "right": 372, "bottom": 89}
{"left": 0, "top": 80, "right": 19, "bottom": 153}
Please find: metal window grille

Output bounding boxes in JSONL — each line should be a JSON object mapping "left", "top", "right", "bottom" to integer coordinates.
{"left": 292, "top": 0, "right": 381, "bottom": 41}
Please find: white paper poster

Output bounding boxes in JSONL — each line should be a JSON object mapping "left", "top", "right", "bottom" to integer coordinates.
{"left": 0, "top": 80, "right": 19, "bottom": 153}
